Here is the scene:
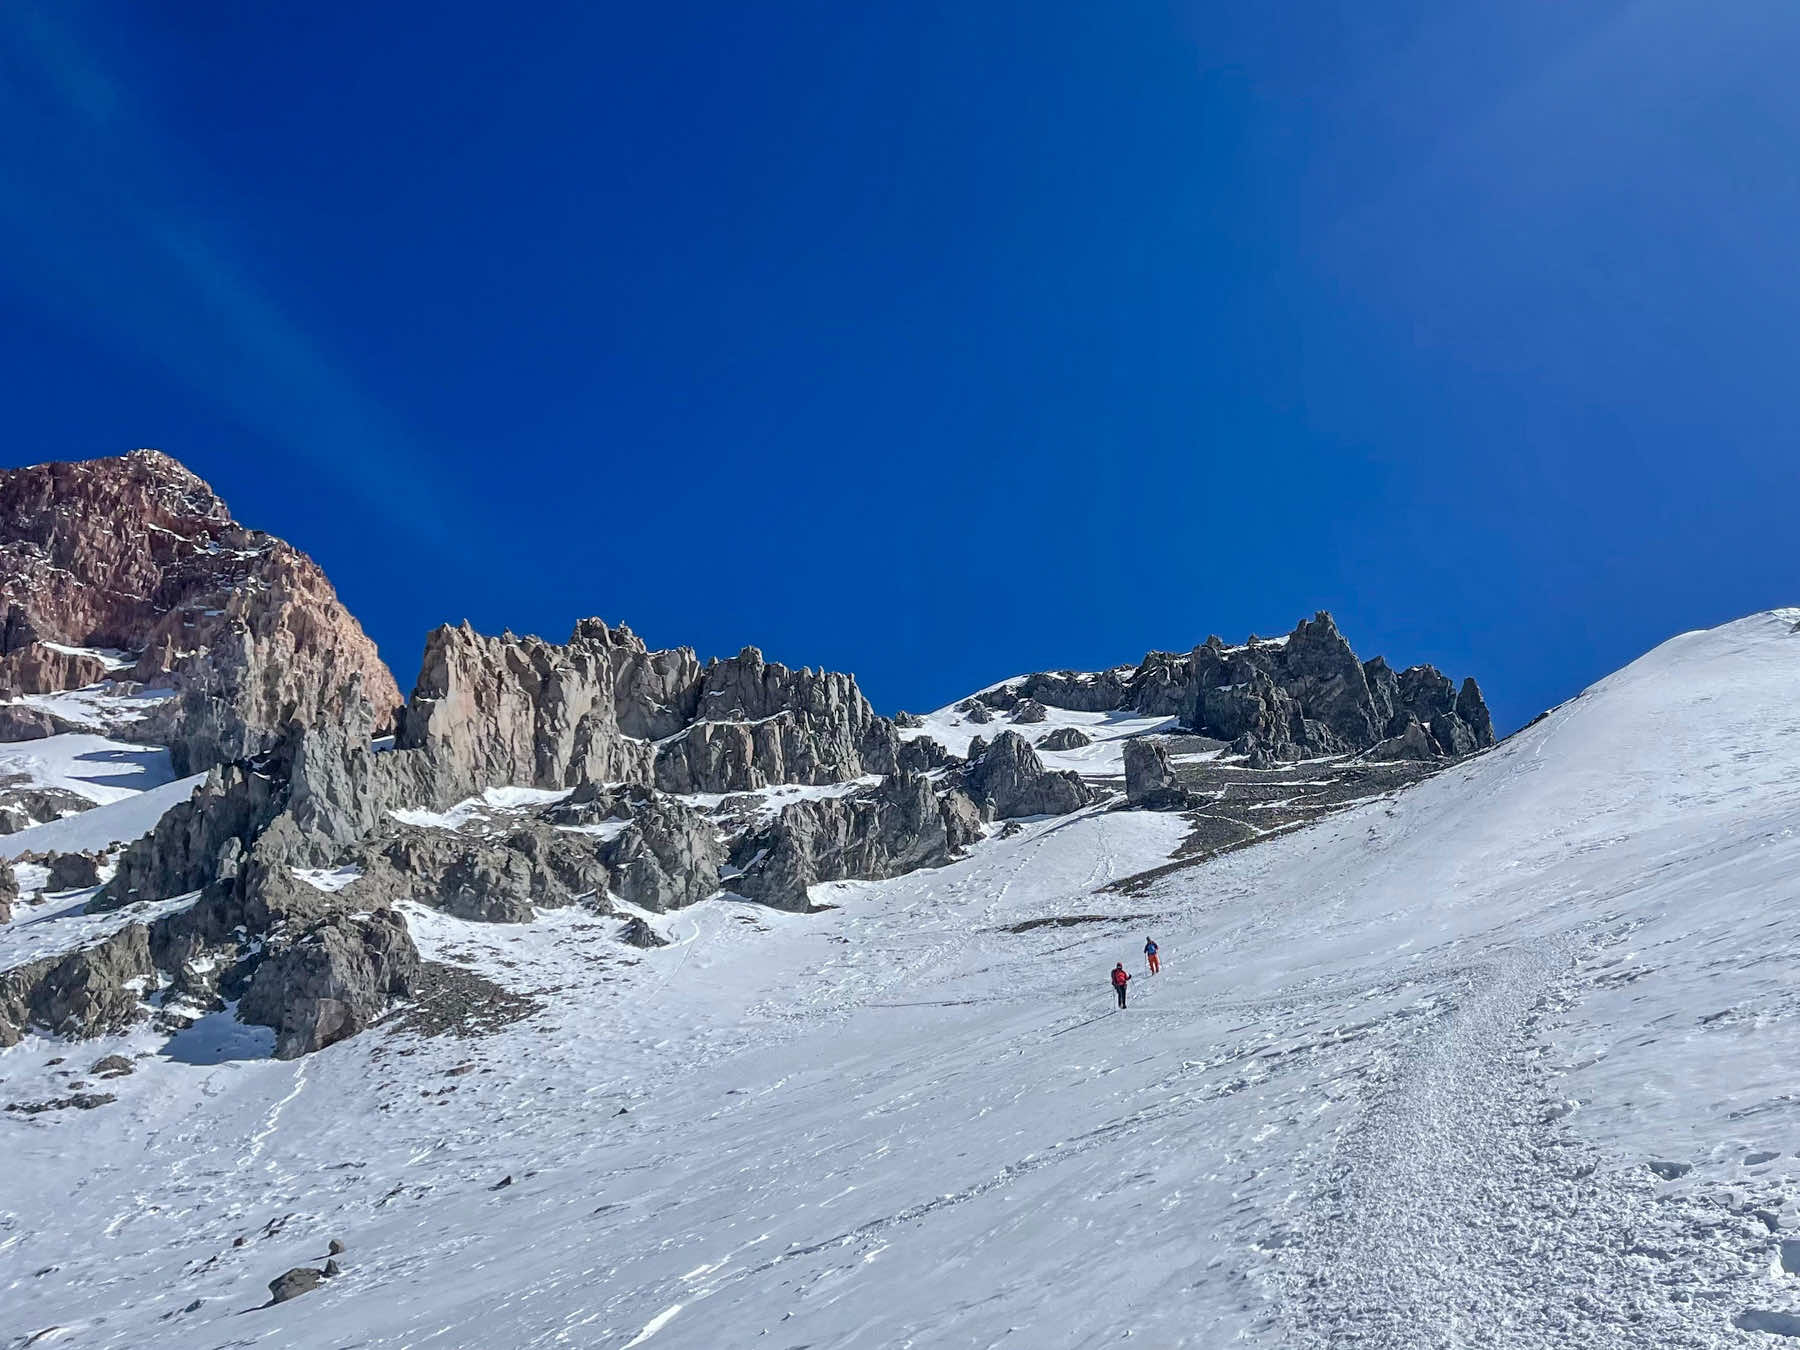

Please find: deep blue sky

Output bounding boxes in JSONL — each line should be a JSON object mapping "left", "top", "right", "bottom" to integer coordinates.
{"left": 3, "top": 3, "right": 1796, "bottom": 731}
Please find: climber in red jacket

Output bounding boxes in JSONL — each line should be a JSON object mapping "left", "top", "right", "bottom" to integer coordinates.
{"left": 1111, "top": 962, "right": 1131, "bottom": 1009}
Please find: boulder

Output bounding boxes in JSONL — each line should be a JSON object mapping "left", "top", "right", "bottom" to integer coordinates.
{"left": 1012, "top": 699, "right": 1048, "bottom": 724}
{"left": 621, "top": 915, "right": 668, "bottom": 948}
{"left": 46, "top": 851, "right": 102, "bottom": 891}
{"left": 267, "top": 1267, "right": 326, "bottom": 1304}
{"left": 237, "top": 909, "right": 420, "bottom": 1060}
{"left": 1037, "top": 726, "right": 1092, "bottom": 751}
{"left": 893, "top": 711, "right": 925, "bottom": 729}
{"left": 1124, "top": 739, "right": 1188, "bottom": 809}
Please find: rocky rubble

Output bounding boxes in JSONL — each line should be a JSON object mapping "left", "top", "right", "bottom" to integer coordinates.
{"left": 0, "top": 450, "right": 401, "bottom": 773}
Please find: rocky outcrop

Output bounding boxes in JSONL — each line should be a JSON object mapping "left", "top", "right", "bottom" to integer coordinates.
{"left": 237, "top": 909, "right": 419, "bottom": 1059}
{"left": 0, "top": 705, "right": 85, "bottom": 741}
{"left": 549, "top": 786, "right": 723, "bottom": 912}
{"left": 1037, "top": 726, "right": 1092, "bottom": 751}
{"left": 1190, "top": 616, "right": 1496, "bottom": 762}
{"left": 963, "top": 732, "right": 1093, "bottom": 819}
{"left": 350, "top": 821, "right": 609, "bottom": 924}
{"left": 1124, "top": 739, "right": 1189, "bottom": 810}
{"left": 398, "top": 621, "right": 923, "bottom": 799}
{"left": 731, "top": 773, "right": 983, "bottom": 910}
{"left": 0, "top": 450, "right": 401, "bottom": 772}
{"left": 968, "top": 651, "right": 1191, "bottom": 720}
{"left": 0, "top": 924, "right": 156, "bottom": 1047}
{"left": 1012, "top": 699, "right": 1048, "bottom": 724}
{"left": 956, "top": 614, "right": 1495, "bottom": 764}
{"left": 0, "top": 861, "right": 14, "bottom": 923}
{"left": 96, "top": 761, "right": 282, "bottom": 910}
{"left": 0, "top": 781, "right": 92, "bottom": 834}
{"left": 97, "top": 680, "right": 448, "bottom": 912}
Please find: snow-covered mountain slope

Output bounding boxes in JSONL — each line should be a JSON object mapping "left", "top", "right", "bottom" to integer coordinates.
{"left": 0, "top": 770, "right": 203, "bottom": 861}
{"left": 5, "top": 611, "right": 1800, "bottom": 1347}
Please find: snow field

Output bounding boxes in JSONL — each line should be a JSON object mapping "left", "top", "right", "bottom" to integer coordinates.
{"left": 2, "top": 612, "right": 1800, "bottom": 1346}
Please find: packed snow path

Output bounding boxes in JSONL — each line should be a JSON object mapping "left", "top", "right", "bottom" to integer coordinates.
{"left": 4, "top": 613, "right": 1800, "bottom": 1346}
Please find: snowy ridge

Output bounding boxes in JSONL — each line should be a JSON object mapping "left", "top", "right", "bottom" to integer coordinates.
{"left": 1, "top": 612, "right": 1799, "bottom": 1345}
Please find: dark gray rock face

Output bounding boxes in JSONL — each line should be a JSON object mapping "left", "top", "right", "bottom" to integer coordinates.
{"left": 352, "top": 821, "right": 609, "bottom": 924}
{"left": 963, "top": 732, "right": 1093, "bottom": 820}
{"left": 237, "top": 909, "right": 419, "bottom": 1060}
{"left": 1124, "top": 739, "right": 1188, "bottom": 810}
{"left": 893, "top": 711, "right": 924, "bottom": 729}
{"left": 98, "top": 683, "right": 449, "bottom": 912}
{"left": 732, "top": 773, "right": 983, "bottom": 911}
{"left": 1012, "top": 699, "right": 1048, "bottom": 724}
{"left": 0, "top": 924, "right": 156, "bottom": 1046}
{"left": 0, "top": 860, "right": 14, "bottom": 923}
{"left": 540, "top": 782, "right": 723, "bottom": 911}
{"left": 46, "top": 852, "right": 102, "bottom": 891}
{"left": 1366, "top": 717, "right": 1438, "bottom": 762}
{"left": 1037, "top": 726, "right": 1092, "bottom": 751}
{"left": 621, "top": 915, "right": 668, "bottom": 948}
{"left": 95, "top": 762, "right": 280, "bottom": 910}
{"left": 1186, "top": 614, "right": 1495, "bottom": 763}
{"left": 594, "top": 796, "right": 722, "bottom": 912}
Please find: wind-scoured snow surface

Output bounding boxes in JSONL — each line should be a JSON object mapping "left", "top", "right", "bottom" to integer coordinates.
{"left": 0, "top": 771, "right": 203, "bottom": 862}
{"left": 6, "top": 612, "right": 1800, "bottom": 1346}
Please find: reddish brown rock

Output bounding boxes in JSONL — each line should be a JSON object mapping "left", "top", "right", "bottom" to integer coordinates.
{"left": 0, "top": 450, "right": 401, "bottom": 771}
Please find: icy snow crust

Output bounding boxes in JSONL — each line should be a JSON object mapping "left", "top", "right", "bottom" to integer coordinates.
{"left": 4, "top": 612, "right": 1800, "bottom": 1345}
